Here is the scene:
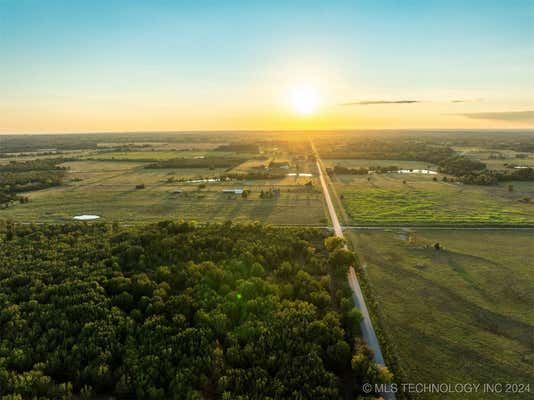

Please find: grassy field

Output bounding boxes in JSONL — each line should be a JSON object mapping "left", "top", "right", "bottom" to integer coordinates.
{"left": 334, "top": 173, "right": 534, "bottom": 225}
{"left": 83, "top": 149, "right": 257, "bottom": 162}
{"left": 347, "top": 229, "right": 534, "bottom": 399}
{"left": 1, "top": 160, "right": 326, "bottom": 224}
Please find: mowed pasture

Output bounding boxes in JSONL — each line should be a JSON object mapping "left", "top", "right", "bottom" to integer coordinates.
{"left": 347, "top": 229, "right": 534, "bottom": 399}
{"left": 333, "top": 172, "right": 534, "bottom": 225}
{"left": 0, "top": 160, "right": 326, "bottom": 225}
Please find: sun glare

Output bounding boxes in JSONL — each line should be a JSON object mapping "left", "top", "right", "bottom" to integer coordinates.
{"left": 290, "top": 86, "right": 319, "bottom": 115}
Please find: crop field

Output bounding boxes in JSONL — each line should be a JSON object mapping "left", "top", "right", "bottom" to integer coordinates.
{"left": 333, "top": 173, "right": 534, "bottom": 225}
{"left": 347, "top": 229, "right": 534, "bottom": 399}
{"left": 1, "top": 159, "right": 326, "bottom": 224}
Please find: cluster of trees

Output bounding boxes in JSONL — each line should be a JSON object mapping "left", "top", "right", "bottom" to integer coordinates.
{"left": 0, "top": 135, "right": 100, "bottom": 153}
{"left": 436, "top": 156, "right": 486, "bottom": 176}
{"left": 327, "top": 166, "right": 368, "bottom": 176}
{"left": 456, "top": 167, "right": 534, "bottom": 185}
{"left": 0, "top": 159, "right": 69, "bottom": 173}
{"left": 0, "top": 133, "right": 220, "bottom": 154}
{"left": 327, "top": 165, "right": 402, "bottom": 176}
{"left": 259, "top": 189, "right": 280, "bottom": 199}
{"left": 1, "top": 169, "right": 64, "bottom": 197}
{"left": 225, "top": 171, "right": 286, "bottom": 180}
{"left": 0, "top": 151, "right": 63, "bottom": 159}
{"left": 0, "top": 221, "right": 391, "bottom": 399}
{"left": 499, "top": 167, "right": 534, "bottom": 181}
{"left": 319, "top": 139, "right": 455, "bottom": 166}
{"left": 268, "top": 160, "right": 290, "bottom": 168}
{"left": 493, "top": 141, "right": 534, "bottom": 153}
{"left": 88, "top": 144, "right": 155, "bottom": 156}
{"left": 0, "top": 159, "right": 67, "bottom": 207}
{"left": 145, "top": 157, "right": 247, "bottom": 170}
{"left": 168, "top": 172, "right": 287, "bottom": 184}
{"left": 320, "top": 139, "right": 482, "bottom": 177}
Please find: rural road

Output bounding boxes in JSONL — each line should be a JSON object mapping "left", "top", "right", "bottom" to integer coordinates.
{"left": 341, "top": 226, "right": 534, "bottom": 230}
{"left": 311, "top": 140, "right": 395, "bottom": 400}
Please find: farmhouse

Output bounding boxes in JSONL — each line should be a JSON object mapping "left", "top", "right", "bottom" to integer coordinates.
{"left": 223, "top": 189, "right": 244, "bottom": 194}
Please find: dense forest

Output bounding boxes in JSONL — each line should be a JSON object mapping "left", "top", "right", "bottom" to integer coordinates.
{"left": 0, "top": 221, "right": 390, "bottom": 399}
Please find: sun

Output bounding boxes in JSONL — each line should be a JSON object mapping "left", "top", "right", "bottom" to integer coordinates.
{"left": 290, "top": 86, "right": 319, "bottom": 115}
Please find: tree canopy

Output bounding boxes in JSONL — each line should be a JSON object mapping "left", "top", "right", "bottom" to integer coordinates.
{"left": 0, "top": 221, "right": 388, "bottom": 399}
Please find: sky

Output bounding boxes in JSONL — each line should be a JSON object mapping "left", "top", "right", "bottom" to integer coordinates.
{"left": 1, "top": 0, "right": 533, "bottom": 133}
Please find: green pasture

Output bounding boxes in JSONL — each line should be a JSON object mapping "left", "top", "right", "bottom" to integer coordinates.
{"left": 1, "top": 160, "right": 326, "bottom": 225}
{"left": 347, "top": 229, "right": 534, "bottom": 399}
{"left": 334, "top": 174, "right": 534, "bottom": 225}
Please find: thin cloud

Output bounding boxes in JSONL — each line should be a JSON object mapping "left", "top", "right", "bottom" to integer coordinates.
{"left": 451, "top": 98, "right": 484, "bottom": 103}
{"left": 457, "top": 110, "right": 534, "bottom": 122}
{"left": 340, "top": 100, "right": 421, "bottom": 106}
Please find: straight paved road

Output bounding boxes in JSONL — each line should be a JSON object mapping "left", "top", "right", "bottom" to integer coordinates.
{"left": 312, "top": 140, "right": 395, "bottom": 400}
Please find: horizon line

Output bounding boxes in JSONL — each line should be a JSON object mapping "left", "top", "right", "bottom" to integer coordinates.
{"left": 2, "top": 127, "right": 534, "bottom": 136}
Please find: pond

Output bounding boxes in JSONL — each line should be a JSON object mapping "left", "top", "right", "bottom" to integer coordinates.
{"left": 287, "top": 173, "right": 313, "bottom": 177}
{"left": 397, "top": 169, "right": 437, "bottom": 175}
{"left": 184, "top": 177, "right": 228, "bottom": 183}
{"left": 73, "top": 214, "right": 100, "bottom": 220}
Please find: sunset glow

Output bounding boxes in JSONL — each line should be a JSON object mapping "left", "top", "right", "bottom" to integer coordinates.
{"left": 290, "top": 86, "right": 320, "bottom": 116}
{"left": 0, "top": 1, "right": 532, "bottom": 133}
